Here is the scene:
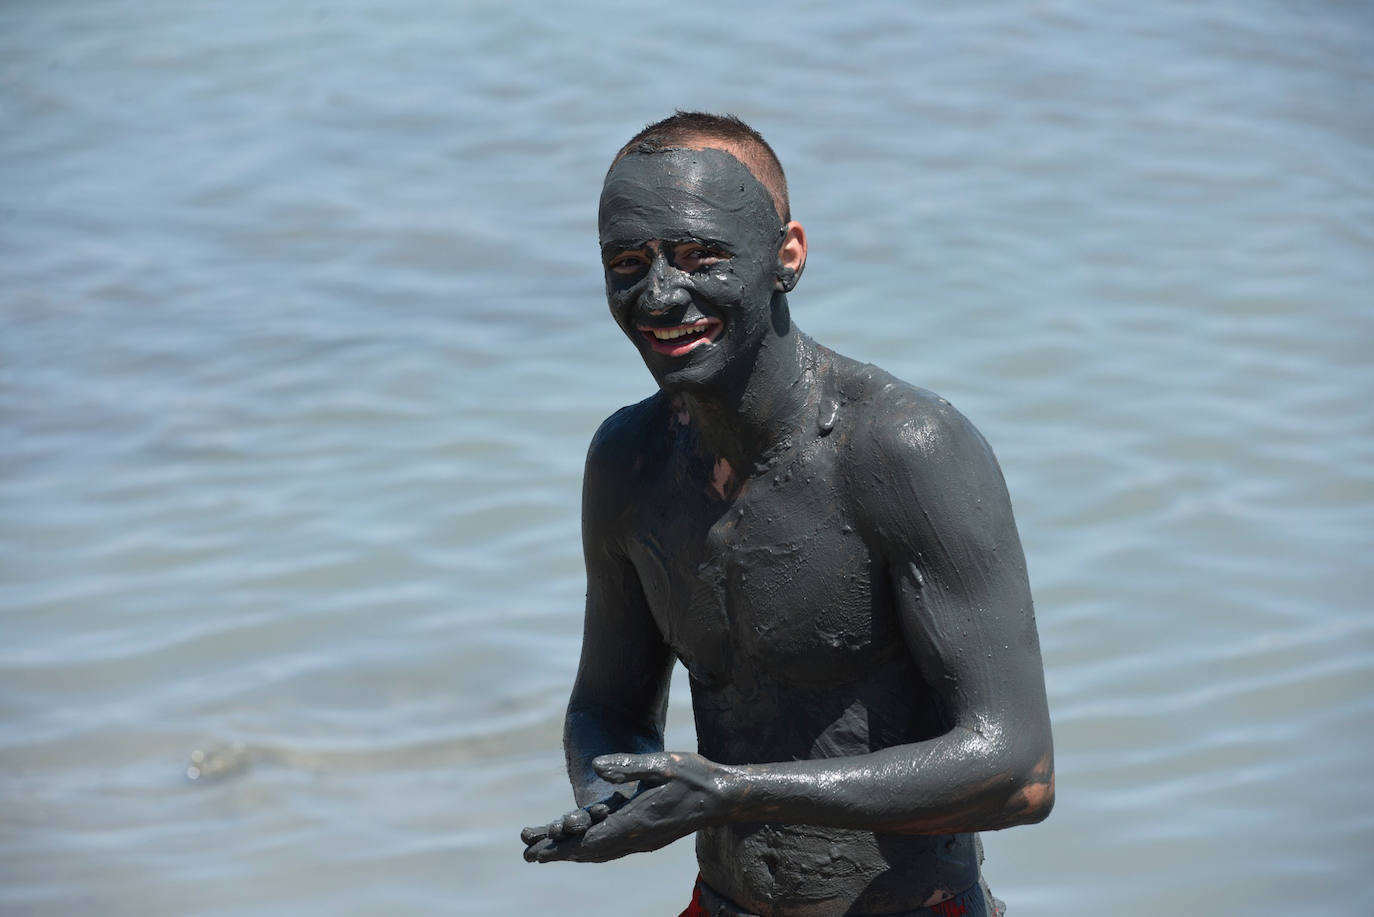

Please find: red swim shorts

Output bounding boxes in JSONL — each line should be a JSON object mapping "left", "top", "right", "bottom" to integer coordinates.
{"left": 677, "top": 877, "right": 709, "bottom": 917}
{"left": 677, "top": 874, "right": 1003, "bottom": 917}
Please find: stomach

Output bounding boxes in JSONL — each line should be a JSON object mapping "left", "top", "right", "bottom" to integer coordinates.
{"left": 685, "top": 661, "right": 977, "bottom": 915}
{"left": 696, "top": 823, "right": 980, "bottom": 917}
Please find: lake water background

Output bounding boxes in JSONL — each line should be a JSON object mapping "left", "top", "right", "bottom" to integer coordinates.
{"left": 3, "top": 1, "right": 1372, "bottom": 914}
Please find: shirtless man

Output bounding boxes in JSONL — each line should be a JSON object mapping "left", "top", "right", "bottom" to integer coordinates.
{"left": 520, "top": 113, "right": 1054, "bottom": 917}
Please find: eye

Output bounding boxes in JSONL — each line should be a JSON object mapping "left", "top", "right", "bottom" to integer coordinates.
{"left": 607, "top": 250, "right": 649, "bottom": 275}
{"left": 675, "top": 244, "right": 730, "bottom": 272}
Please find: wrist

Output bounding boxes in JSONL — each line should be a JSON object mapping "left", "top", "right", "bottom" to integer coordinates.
{"left": 710, "top": 762, "right": 751, "bottom": 824}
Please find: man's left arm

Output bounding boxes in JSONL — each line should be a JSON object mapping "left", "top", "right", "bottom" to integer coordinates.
{"left": 758, "top": 393, "right": 1056, "bottom": 833}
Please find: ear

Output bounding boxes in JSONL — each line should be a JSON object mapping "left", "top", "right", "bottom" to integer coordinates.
{"left": 774, "top": 221, "right": 808, "bottom": 292}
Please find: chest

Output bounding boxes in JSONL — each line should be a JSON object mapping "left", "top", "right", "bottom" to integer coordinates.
{"left": 624, "top": 443, "right": 900, "bottom": 690}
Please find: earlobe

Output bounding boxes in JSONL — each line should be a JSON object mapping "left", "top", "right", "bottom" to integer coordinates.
{"left": 775, "top": 221, "right": 808, "bottom": 292}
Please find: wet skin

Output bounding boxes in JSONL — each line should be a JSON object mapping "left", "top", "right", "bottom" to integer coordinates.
{"left": 521, "top": 149, "right": 1054, "bottom": 916}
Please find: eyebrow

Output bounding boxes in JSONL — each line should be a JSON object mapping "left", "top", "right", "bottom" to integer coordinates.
{"left": 600, "top": 236, "right": 731, "bottom": 256}
{"left": 600, "top": 241, "right": 644, "bottom": 256}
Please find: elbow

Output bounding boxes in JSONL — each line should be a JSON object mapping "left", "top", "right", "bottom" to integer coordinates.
{"left": 1002, "top": 749, "right": 1055, "bottom": 826}
{"left": 972, "top": 708, "right": 1054, "bottom": 828}
{"left": 961, "top": 716, "right": 1055, "bottom": 828}
{"left": 1008, "top": 770, "right": 1054, "bottom": 825}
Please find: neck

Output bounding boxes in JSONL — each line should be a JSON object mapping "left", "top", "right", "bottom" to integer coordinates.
{"left": 676, "top": 307, "right": 821, "bottom": 470}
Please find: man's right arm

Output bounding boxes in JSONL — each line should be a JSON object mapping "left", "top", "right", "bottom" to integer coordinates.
{"left": 563, "top": 409, "right": 675, "bottom": 807}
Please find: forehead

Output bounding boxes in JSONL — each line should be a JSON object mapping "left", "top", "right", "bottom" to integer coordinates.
{"left": 598, "top": 148, "right": 779, "bottom": 247}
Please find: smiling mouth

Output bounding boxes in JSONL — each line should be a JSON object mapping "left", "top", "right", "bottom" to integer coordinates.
{"left": 638, "top": 318, "right": 723, "bottom": 356}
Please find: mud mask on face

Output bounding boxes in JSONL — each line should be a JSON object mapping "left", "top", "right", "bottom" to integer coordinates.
{"left": 598, "top": 149, "right": 785, "bottom": 391}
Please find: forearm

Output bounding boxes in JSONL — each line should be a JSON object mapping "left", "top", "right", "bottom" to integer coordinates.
{"left": 564, "top": 700, "right": 664, "bottom": 806}
{"left": 717, "top": 725, "right": 1054, "bottom": 835}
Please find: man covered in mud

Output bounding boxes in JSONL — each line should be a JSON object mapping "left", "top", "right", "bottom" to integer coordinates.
{"left": 521, "top": 113, "right": 1054, "bottom": 917}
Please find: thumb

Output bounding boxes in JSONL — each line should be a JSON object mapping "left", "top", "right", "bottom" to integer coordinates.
{"left": 593, "top": 752, "right": 670, "bottom": 785}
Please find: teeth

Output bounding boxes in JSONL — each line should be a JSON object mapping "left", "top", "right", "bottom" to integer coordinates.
{"left": 650, "top": 323, "right": 711, "bottom": 341}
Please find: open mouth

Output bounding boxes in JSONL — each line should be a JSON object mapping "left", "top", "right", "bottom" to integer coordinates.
{"left": 638, "top": 318, "right": 723, "bottom": 357}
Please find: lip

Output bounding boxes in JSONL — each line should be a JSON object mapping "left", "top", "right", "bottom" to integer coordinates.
{"left": 637, "top": 318, "right": 723, "bottom": 357}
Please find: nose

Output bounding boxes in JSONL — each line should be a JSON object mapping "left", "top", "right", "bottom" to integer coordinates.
{"left": 643, "top": 250, "right": 690, "bottom": 315}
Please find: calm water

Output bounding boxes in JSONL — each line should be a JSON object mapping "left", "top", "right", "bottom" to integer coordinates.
{"left": 3, "top": 1, "right": 1372, "bottom": 914}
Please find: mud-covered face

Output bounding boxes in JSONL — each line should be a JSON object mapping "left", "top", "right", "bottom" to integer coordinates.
{"left": 598, "top": 148, "right": 784, "bottom": 393}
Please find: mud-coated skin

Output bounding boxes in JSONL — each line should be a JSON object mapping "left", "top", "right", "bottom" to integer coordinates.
{"left": 521, "top": 147, "right": 1054, "bottom": 916}
{"left": 597, "top": 148, "right": 787, "bottom": 398}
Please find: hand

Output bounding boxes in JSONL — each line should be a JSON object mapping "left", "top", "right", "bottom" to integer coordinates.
{"left": 520, "top": 792, "right": 629, "bottom": 852}
{"left": 521, "top": 752, "right": 731, "bottom": 863}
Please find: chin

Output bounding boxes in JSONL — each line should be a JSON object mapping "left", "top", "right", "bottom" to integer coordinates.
{"left": 648, "top": 362, "right": 718, "bottom": 395}
{"left": 647, "top": 333, "right": 769, "bottom": 396}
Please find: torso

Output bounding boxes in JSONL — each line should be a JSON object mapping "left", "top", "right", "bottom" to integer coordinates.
{"left": 612, "top": 357, "right": 981, "bottom": 915}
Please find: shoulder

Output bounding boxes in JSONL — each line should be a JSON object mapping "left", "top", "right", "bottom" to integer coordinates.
{"left": 833, "top": 361, "right": 995, "bottom": 474}
{"left": 582, "top": 392, "right": 671, "bottom": 529}
{"left": 585, "top": 391, "right": 670, "bottom": 475}
{"left": 832, "top": 362, "right": 1012, "bottom": 545}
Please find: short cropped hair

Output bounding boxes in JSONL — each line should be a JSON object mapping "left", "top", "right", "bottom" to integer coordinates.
{"left": 609, "top": 111, "right": 791, "bottom": 223}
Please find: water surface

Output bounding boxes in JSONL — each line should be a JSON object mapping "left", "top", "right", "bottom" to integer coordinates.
{"left": 3, "top": 2, "right": 1372, "bottom": 914}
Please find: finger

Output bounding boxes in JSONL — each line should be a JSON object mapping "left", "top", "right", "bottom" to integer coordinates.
{"left": 523, "top": 838, "right": 553, "bottom": 863}
{"left": 589, "top": 789, "right": 632, "bottom": 822}
{"left": 530, "top": 831, "right": 588, "bottom": 864}
{"left": 520, "top": 825, "right": 549, "bottom": 845}
{"left": 593, "top": 753, "right": 670, "bottom": 784}
{"left": 535, "top": 839, "right": 565, "bottom": 863}
{"left": 561, "top": 808, "right": 592, "bottom": 834}
{"left": 536, "top": 813, "right": 646, "bottom": 863}
{"left": 535, "top": 832, "right": 598, "bottom": 864}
